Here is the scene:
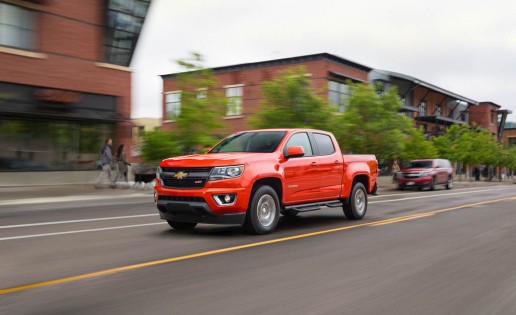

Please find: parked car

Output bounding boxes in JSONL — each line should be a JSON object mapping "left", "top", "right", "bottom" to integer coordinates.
{"left": 396, "top": 158, "right": 454, "bottom": 191}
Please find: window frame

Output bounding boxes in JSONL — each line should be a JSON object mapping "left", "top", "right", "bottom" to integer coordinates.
{"left": 164, "top": 91, "right": 181, "bottom": 121}
{"left": 225, "top": 85, "right": 243, "bottom": 116}
{"left": 0, "top": 3, "right": 37, "bottom": 51}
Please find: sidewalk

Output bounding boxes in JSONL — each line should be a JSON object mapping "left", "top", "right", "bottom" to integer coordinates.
{"left": 0, "top": 181, "right": 155, "bottom": 203}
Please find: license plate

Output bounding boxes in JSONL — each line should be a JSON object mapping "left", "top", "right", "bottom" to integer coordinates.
{"left": 406, "top": 182, "right": 414, "bottom": 185}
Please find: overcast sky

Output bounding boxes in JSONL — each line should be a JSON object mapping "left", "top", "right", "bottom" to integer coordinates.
{"left": 131, "top": 0, "right": 516, "bottom": 121}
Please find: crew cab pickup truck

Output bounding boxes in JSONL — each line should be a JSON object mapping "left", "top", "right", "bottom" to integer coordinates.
{"left": 154, "top": 129, "right": 378, "bottom": 234}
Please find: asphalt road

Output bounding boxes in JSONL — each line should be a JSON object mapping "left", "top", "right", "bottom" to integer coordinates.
{"left": 1, "top": 183, "right": 515, "bottom": 314}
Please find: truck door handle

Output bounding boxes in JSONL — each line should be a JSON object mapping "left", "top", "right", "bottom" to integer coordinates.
{"left": 311, "top": 162, "right": 318, "bottom": 167}
{"left": 334, "top": 160, "right": 342, "bottom": 165}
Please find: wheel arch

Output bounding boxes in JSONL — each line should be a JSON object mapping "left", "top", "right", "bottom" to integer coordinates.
{"left": 250, "top": 177, "right": 283, "bottom": 205}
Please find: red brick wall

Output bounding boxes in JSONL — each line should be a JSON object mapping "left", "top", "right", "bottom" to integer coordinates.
{"left": 469, "top": 104, "right": 498, "bottom": 134}
{"left": 0, "top": 0, "right": 133, "bottom": 158}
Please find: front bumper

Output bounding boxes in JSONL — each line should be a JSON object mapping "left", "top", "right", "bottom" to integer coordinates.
{"left": 156, "top": 199, "right": 246, "bottom": 224}
{"left": 154, "top": 181, "right": 250, "bottom": 225}
{"left": 397, "top": 177, "right": 432, "bottom": 188}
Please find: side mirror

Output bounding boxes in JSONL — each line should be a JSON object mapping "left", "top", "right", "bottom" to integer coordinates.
{"left": 286, "top": 146, "right": 305, "bottom": 158}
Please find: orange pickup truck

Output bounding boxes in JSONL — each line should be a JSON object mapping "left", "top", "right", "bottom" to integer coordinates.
{"left": 154, "top": 129, "right": 378, "bottom": 234}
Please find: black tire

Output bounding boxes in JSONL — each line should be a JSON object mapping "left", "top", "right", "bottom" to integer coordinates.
{"left": 343, "top": 182, "right": 367, "bottom": 220}
{"left": 167, "top": 220, "right": 197, "bottom": 230}
{"left": 417, "top": 187, "right": 423, "bottom": 191}
{"left": 243, "top": 185, "right": 280, "bottom": 234}
{"left": 398, "top": 186, "right": 404, "bottom": 191}
{"left": 446, "top": 176, "right": 453, "bottom": 190}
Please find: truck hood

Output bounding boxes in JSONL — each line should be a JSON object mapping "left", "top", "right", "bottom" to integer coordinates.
{"left": 160, "top": 152, "right": 275, "bottom": 168}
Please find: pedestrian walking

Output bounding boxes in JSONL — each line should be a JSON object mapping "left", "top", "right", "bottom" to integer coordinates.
{"left": 95, "top": 138, "right": 115, "bottom": 188}
{"left": 392, "top": 159, "right": 400, "bottom": 183}
{"left": 115, "top": 144, "right": 131, "bottom": 182}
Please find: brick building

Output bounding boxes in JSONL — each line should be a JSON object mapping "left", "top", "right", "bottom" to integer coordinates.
{"left": 0, "top": 0, "right": 151, "bottom": 172}
{"left": 162, "top": 53, "right": 511, "bottom": 141}
{"left": 161, "top": 53, "right": 372, "bottom": 134}
{"left": 369, "top": 70, "right": 476, "bottom": 137}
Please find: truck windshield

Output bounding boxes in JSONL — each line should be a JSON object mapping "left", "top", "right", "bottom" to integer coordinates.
{"left": 209, "top": 131, "right": 286, "bottom": 153}
{"left": 408, "top": 161, "right": 433, "bottom": 168}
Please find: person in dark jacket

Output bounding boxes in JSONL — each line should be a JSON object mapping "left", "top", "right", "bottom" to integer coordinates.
{"left": 95, "top": 138, "right": 115, "bottom": 188}
{"left": 115, "top": 144, "right": 131, "bottom": 182}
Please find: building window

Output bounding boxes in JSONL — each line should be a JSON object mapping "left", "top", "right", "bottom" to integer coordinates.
{"left": 165, "top": 92, "right": 181, "bottom": 120}
{"left": 491, "top": 111, "right": 495, "bottom": 125}
{"left": 104, "top": 0, "right": 151, "bottom": 66}
{"left": 435, "top": 105, "right": 441, "bottom": 116}
{"left": 0, "top": 3, "right": 36, "bottom": 50}
{"left": 328, "top": 81, "right": 350, "bottom": 112}
{"left": 226, "top": 86, "right": 242, "bottom": 116}
{"left": 197, "top": 89, "right": 207, "bottom": 99}
{"left": 419, "top": 101, "right": 427, "bottom": 116}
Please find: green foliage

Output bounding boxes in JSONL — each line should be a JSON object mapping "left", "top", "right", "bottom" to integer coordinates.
{"left": 333, "top": 83, "right": 412, "bottom": 160}
{"left": 433, "top": 124, "right": 499, "bottom": 166}
{"left": 140, "top": 130, "right": 181, "bottom": 164}
{"left": 399, "top": 127, "right": 437, "bottom": 161}
{"left": 251, "top": 66, "right": 334, "bottom": 130}
{"left": 173, "top": 53, "right": 226, "bottom": 154}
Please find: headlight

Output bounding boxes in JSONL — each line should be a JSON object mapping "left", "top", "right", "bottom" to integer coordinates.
{"left": 209, "top": 165, "right": 245, "bottom": 181}
{"left": 156, "top": 166, "right": 162, "bottom": 180}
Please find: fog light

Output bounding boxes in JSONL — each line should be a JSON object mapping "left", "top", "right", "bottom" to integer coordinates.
{"left": 213, "top": 194, "right": 236, "bottom": 206}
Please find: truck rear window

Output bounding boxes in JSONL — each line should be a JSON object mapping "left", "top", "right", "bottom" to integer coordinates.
{"left": 209, "top": 131, "right": 286, "bottom": 153}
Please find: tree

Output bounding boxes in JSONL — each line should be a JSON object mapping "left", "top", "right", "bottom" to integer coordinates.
{"left": 173, "top": 53, "right": 226, "bottom": 154}
{"left": 333, "top": 83, "right": 413, "bottom": 161}
{"left": 139, "top": 53, "right": 226, "bottom": 163}
{"left": 140, "top": 130, "right": 181, "bottom": 164}
{"left": 399, "top": 126, "right": 437, "bottom": 161}
{"left": 251, "top": 66, "right": 334, "bottom": 130}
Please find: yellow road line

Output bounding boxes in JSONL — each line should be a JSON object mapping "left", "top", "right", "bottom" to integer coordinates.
{"left": 1, "top": 196, "right": 515, "bottom": 295}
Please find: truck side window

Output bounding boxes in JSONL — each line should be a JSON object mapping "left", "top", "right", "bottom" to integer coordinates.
{"left": 285, "top": 133, "right": 313, "bottom": 156}
{"left": 314, "top": 133, "right": 335, "bottom": 155}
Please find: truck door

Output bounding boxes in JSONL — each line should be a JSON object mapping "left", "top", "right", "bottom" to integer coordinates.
{"left": 312, "top": 132, "right": 343, "bottom": 199}
{"left": 282, "top": 132, "right": 320, "bottom": 203}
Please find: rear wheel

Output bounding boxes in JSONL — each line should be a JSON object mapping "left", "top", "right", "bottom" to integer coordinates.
{"left": 167, "top": 220, "right": 197, "bottom": 230}
{"left": 244, "top": 185, "right": 280, "bottom": 234}
{"left": 343, "top": 182, "right": 367, "bottom": 220}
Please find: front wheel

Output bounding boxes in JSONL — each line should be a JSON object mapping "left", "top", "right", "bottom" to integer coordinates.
{"left": 243, "top": 185, "right": 280, "bottom": 234}
{"left": 446, "top": 176, "right": 453, "bottom": 190}
{"left": 343, "top": 182, "right": 367, "bottom": 220}
{"left": 167, "top": 220, "right": 197, "bottom": 230}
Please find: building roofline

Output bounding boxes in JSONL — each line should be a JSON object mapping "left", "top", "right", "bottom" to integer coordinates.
{"left": 372, "top": 70, "right": 478, "bottom": 105}
{"left": 161, "top": 53, "right": 373, "bottom": 79}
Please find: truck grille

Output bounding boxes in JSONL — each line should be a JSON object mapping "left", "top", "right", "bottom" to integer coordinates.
{"left": 158, "top": 195, "right": 205, "bottom": 203}
{"left": 400, "top": 172, "right": 421, "bottom": 179}
{"left": 161, "top": 167, "right": 212, "bottom": 189}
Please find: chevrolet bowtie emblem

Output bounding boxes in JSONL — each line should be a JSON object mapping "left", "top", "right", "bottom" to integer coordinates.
{"left": 174, "top": 171, "right": 188, "bottom": 179}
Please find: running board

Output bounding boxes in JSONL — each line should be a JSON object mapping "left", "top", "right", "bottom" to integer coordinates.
{"left": 284, "top": 200, "right": 342, "bottom": 213}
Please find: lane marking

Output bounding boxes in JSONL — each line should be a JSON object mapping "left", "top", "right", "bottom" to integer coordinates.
{"left": 370, "top": 186, "right": 507, "bottom": 198}
{"left": 0, "top": 214, "right": 158, "bottom": 229}
{"left": 1, "top": 196, "right": 514, "bottom": 295}
{"left": 369, "top": 188, "right": 505, "bottom": 204}
{"left": 0, "top": 223, "right": 165, "bottom": 241}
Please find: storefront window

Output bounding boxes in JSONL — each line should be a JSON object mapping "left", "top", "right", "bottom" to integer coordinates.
{"left": 0, "top": 119, "right": 114, "bottom": 171}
